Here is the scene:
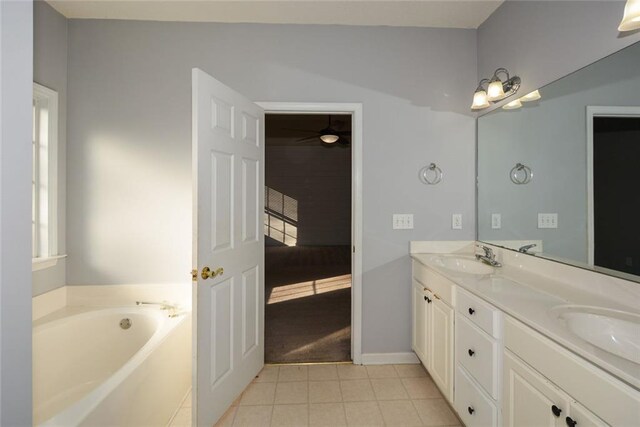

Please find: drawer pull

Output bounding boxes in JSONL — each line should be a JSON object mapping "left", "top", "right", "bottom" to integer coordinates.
{"left": 468, "top": 307, "right": 475, "bottom": 315}
{"left": 566, "top": 416, "right": 577, "bottom": 427}
{"left": 467, "top": 406, "right": 475, "bottom": 415}
{"left": 468, "top": 349, "right": 475, "bottom": 357}
{"left": 551, "top": 405, "right": 562, "bottom": 417}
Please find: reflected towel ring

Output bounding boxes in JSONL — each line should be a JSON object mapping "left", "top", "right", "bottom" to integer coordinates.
{"left": 510, "top": 163, "right": 533, "bottom": 184}
{"left": 419, "top": 163, "right": 443, "bottom": 185}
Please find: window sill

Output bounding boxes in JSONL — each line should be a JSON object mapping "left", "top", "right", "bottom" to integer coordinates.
{"left": 32, "top": 255, "right": 67, "bottom": 272}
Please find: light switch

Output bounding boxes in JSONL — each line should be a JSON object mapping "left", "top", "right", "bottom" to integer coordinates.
{"left": 393, "top": 214, "right": 414, "bottom": 230}
{"left": 452, "top": 214, "right": 462, "bottom": 230}
{"left": 491, "top": 213, "right": 501, "bottom": 229}
{"left": 538, "top": 213, "right": 558, "bottom": 229}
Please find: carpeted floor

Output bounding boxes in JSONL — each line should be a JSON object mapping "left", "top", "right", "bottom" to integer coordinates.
{"left": 265, "top": 245, "right": 352, "bottom": 364}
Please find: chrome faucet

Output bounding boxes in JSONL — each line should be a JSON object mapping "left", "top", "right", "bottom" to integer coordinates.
{"left": 518, "top": 243, "right": 537, "bottom": 254}
{"left": 475, "top": 245, "right": 502, "bottom": 267}
{"left": 136, "top": 301, "right": 180, "bottom": 317}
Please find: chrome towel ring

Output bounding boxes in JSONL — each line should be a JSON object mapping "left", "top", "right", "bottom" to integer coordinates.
{"left": 510, "top": 163, "right": 533, "bottom": 184}
{"left": 419, "top": 163, "right": 443, "bottom": 185}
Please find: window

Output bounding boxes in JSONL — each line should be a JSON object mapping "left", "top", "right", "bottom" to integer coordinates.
{"left": 264, "top": 187, "right": 298, "bottom": 246}
{"left": 32, "top": 83, "right": 60, "bottom": 270}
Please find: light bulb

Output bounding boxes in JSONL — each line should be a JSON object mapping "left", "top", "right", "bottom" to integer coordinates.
{"left": 487, "top": 79, "right": 506, "bottom": 101}
{"left": 502, "top": 99, "right": 522, "bottom": 110}
{"left": 471, "top": 89, "right": 490, "bottom": 110}
{"left": 619, "top": 0, "right": 640, "bottom": 31}
{"left": 320, "top": 134, "right": 339, "bottom": 144}
{"left": 521, "top": 90, "right": 541, "bottom": 102}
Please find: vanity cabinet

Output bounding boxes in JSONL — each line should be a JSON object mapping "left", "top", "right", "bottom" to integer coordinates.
{"left": 411, "top": 262, "right": 455, "bottom": 402}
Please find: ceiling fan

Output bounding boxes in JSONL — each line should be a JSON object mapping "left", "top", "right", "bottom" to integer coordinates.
{"left": 285, "top": 115, "right": 351, "bottom": 146}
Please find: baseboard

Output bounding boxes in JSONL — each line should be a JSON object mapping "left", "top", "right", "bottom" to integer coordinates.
{"left": 360, "top": 352, "right": 419, "bottom": 365}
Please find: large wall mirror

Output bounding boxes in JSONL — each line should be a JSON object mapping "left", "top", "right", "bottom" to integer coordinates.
{"left": 477, "top": 41, "right": 640, "bottom": 282}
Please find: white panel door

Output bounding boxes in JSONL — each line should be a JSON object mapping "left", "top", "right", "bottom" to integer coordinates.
{"left": 430, "top": 297, "right": 453, "bottom": 401}
{"left": 192, "top": 68, "right": 264, "bottom": 427}
{"left": 412, "top": 280, "right": 427, "bottom": 363}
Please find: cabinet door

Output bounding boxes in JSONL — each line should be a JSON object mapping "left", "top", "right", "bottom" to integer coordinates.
{"left": 568, "top": 401, "right": 608, "bottom": 427}
{"left": 412, "top": 280, "right": 428, "bottom": 364}
{"left": 430, "top": 297, "right": 454, "bottom": 401}
{"left": 503, "top": 350, "right": 569, "bottom": 427}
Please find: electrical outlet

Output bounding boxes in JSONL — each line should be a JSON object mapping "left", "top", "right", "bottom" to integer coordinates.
{"left": 452, "top": 214, "right": 462, "bottom": 230}
{"left": 538, "top": 213, "right": 558, "bottom": 229}
{"left": 491, "top": 213, "right": 501, "bottom": 229}
{"left": 393, "top": 214, "right": 414, "bottom": 230}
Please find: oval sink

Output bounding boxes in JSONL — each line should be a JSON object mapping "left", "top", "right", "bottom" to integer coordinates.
{"left": 551, "top": 305, "right": 640, "bottom": 364}
{"left": 435, "top": 256, "right": 494, "bottom": 275}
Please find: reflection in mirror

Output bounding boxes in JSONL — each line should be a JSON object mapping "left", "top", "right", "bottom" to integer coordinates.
{"left": 477, "top": 41, "right": 640, "bottom": 282}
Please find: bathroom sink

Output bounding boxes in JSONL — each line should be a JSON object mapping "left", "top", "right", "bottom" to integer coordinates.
{"left": 551, "top": 305, "right": 640, "bottom": 364}
{"left": 434, "top": 256, "right": 494, "bottom": 275}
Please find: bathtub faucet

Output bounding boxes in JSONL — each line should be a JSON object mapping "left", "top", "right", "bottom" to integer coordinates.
{"left": 136, "top": 301, "right": 180, "bottom": 317}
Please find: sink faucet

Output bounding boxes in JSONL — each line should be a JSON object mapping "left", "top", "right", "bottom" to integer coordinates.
{"left": 475, "top": 245, "right": 502, "bottom": 267}
{"left": 518, "top": 243, "right": 537, "bottom": 254}
{"left": 136, "top": 301, "right": 180, "bottom": 317}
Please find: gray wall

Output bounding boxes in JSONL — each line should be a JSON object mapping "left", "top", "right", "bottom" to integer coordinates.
{"left": 33, "top": 0, "right": 68, "bottom": 296}
{"left": 66, "top": 20, "right": 477, "bottom": 353}
{"left": 266, "top": 143, "right": 351, "bottom": 246}
{"left": 0, "top": 1, "right": 33, "bottom": 424}
{"left": 477, "top": 0, "right": 640, "bottom": 114}
{"left": 478, "top": 41, "right": 640, "bottom": 262}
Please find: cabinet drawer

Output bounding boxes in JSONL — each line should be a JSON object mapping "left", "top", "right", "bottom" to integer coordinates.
{"left": 456, "top": 314, "right": 500, "bottom": 399}
{"left": 455, "top": 364, "right": 498, "bottom": 427}
{"left": 412, "top": 261, "right": 455, "bottom": 306}
{"left": 457, "top": 287, "right": 501, "bottom": 338}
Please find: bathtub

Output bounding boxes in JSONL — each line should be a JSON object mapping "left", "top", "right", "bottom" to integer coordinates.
{"left": 33, "top": 306, "right": 191, "bottom": 426}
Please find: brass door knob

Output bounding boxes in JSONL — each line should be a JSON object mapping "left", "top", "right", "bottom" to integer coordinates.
{"left": 201, "top": 266, "right": 224, "bottom": 280}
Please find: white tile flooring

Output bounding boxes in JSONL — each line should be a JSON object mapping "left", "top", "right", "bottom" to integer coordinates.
{"left": 170, "top": 363, "right": 462, "bottom": 427}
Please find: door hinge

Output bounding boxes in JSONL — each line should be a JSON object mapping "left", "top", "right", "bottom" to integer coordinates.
{"left": 353, "top": 246, "right": 356, "bottom": 253}
{"left": 191, "top": 269, "right": 198, "bottom": 281}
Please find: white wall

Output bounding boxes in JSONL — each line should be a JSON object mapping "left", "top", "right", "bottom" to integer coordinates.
{"left": 0, "top": 1, "right": 33, "bottom": 424}
{"left": 66, "top": 20, "right": 477, "bottom": 353}
{"left": 477, "top": 0, "right": 640, "bottom": 113}
{"left": 33, "top": 0, "right": 68, "bottom": 296}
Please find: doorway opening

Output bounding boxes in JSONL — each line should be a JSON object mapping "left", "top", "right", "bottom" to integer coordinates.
{"left": 264, "top": 113, "right": 353, "bottom": 363}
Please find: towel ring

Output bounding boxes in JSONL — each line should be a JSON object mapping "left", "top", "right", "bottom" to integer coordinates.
{"left": 419, "top": 163, "right": 443, "bottom": 185}
{"left": 510, "top": 163, "right": 533, "bottom": 184}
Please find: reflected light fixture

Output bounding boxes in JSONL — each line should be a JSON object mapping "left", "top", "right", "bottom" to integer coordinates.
{"left": 471, "top": 79, "right": 491, "bottom": 110}
{"left": 521, "top": 90, "right": 541, "bottom": 102}
{"left": 619, "top": 0, "right": 640, "bottom": 31}
{"left": 502, "top": 99, "right": 522, "bottom": 110}
{"left": 319, "top": 133, "right": 339, "bottom": 144}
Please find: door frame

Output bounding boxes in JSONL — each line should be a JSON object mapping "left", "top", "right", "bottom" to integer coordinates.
{"left": 586, "top": 106, "right": 640, "bottom": 265}
{"left": 256, "top": 102, "right": 363, "bottom": 365}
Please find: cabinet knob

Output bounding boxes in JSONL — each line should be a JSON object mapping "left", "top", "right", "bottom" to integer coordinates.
{"left": 424, "top": 296, "right": 428, "bottom": 301}
{"left": 551, "top": 405, "right": 562, "bottom": 417}
{"left": 468, "top": 308, "right": 475, "bottom": 315}
{"left": 467, "top": 406, "right": 475, "bottom": 415}
{"left": 468, "top": 349, "right": 475, "bottom": 357}
{"left": 566, "top": 416, "right": 577, "bottom": 427}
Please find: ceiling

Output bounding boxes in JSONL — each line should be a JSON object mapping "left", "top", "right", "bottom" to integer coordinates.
{"left": 266, "top": 114, "right": 351, "bottom": 147}
{"left": 47, "top": 0, "right": 504, "bottom": 29}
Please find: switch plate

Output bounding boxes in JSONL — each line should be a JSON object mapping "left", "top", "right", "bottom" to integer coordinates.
{"left": 491, "top": 213, "right": 501, "bottom": 229}
{"left": 393, "top": 214, "right": 414, "bottom": 230}
{"left": 452, "top": 214, "right": 463, "bottom": 230}
{"left": 538, "top": 213, "right": 558, "bottom": 229}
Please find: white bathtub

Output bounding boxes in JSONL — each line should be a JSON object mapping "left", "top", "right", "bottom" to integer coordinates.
{"left": 33, "top": 306, "right": 191, "bottom": 426}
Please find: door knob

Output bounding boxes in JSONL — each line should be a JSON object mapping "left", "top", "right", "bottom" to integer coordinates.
{"left": 201, "top": 266, "right": 224, "bottom": 280}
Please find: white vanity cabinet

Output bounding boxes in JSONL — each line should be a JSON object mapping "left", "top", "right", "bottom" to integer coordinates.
{"left": 411, "top": 261, "right": 455, "bottom": 402}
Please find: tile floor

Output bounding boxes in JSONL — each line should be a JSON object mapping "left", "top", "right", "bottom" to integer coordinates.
{"left": 171, "top": 363, "right": 462, "bottom": 427}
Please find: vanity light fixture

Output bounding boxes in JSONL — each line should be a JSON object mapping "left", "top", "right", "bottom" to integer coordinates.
{"left": 502, "top": 99, "right": 522, "bottom": 110}
{"left": 471, "top": 68, "right": 521, "bottom": 110}
{"left": 619, "top": 0, "right": 640, "bottom": 31}
{"left": 521, "top": 90, "right": 541, "bottom": 102}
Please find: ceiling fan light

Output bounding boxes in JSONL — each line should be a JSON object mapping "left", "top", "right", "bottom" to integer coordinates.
{"left": 471, "top": 89, "right": 490, "bottom": 110}
{"left": 320, "top": 134, "right": 339, "bottom": 144}
{"left": 487, "top": 78, "right": 506, "bottom": 101}
{"left": 502, "top": 99, "right": 522, "bottom": 110}
{"left": 619, "top": 0, "right": 640, "bottom": 31}
{"left": 521, "top": 90, "right": 541, "bottom": 102}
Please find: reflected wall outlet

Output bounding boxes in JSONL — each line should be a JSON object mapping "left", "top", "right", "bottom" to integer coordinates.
{"left": 393, "top": 214, "right": 413, "bottom": 230}
{"left": 452, "top": 214, "right": 462, "bottom": 230}
{"left": 491, "top": 213, "right": 501, "bottom": 229}
{"left": 538, "top": 213, "right": 558, "bottom": 229}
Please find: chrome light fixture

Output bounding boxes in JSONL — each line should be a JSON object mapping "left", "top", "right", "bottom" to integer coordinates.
{"left": 619, "top": 0, "right": 640, "bottom": 31}
{"left": 471, "top": 68, "right": 521, "bottom": 110}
